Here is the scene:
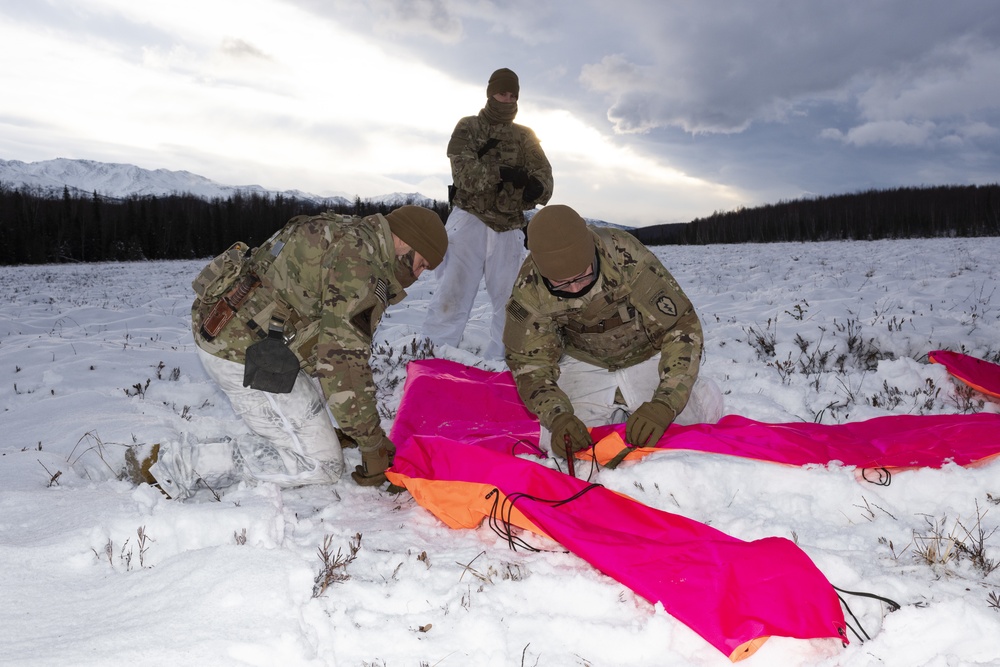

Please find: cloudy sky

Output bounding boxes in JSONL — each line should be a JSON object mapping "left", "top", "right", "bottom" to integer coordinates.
{"left": 1, "top": 1, "right": 998, "bottom": 228}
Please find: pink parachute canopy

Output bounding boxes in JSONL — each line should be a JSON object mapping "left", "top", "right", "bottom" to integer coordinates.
{"left": 389, "top": 358, "right": 543, "bottom": 457}
{"left": 388, "top": 359, "right": 850, "bottom": 660}
{"left": 387, "top": 433, "right": 847, "bottom": 660}
{"left": 391, "top": 359, "right": 1000, "bottom": 471}
{"left": 386, "top": 359, "right": 1000, "bottom": 658}
{"left": 929, "top": 349, "right": 1000, "bottom": 399}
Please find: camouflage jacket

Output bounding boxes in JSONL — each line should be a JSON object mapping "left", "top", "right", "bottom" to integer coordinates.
{"left": 192, "top": 212, "right": 406, "bottom": 451}
{"left": 503, "top": 227, "right": 703, "bottom": 429}
{"left": 448, "top": 110, "right": 553, "bottom": 232}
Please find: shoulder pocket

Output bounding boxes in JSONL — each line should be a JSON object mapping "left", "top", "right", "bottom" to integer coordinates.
{"left": 192, "top": 241, "right": 251, "bottom": 302}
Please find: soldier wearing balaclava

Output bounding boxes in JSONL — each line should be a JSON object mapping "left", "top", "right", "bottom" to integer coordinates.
{"left": 422, "top": 67, "right": 553, "bottom": 360}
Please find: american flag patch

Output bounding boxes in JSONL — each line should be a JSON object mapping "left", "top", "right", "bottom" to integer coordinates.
{"left": 374, "top": 278, "right": 389, "bottom": 305}
{"left": 507, "top": 300, "right": 529, "bottom": 323}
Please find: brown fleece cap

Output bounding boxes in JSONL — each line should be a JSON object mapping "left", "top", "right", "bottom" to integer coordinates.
{"left": 385, "top": 206, "right": 448, "bottom": 269}
{"left": 487, "top": 68, "right": 519, "bottom": 99}
{"left": 527, "top": 204, "right": 595, "bottom": 280}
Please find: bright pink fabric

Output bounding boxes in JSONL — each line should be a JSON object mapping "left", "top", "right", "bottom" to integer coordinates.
{"left": 591, "top": 412, "right": 1000, "bottom": 469}
{"left": 390, "top": 433, "right": 847, "bottom": 659}
{"left": 391, "top": 359, "right": 1000, "bottom": 470}
{"left": 390, "top": 358, "right": 543, "bottom": 456}
{"left": 387, "top": 358, "right": 1000, "bottom": 656}
{"left": 930, "top": 349, "right": 1000, "bottom": 399}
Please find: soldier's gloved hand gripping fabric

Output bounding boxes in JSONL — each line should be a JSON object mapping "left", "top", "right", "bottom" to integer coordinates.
{"left": 549, "top": 413, "right": 593, "bottom": 459}
{"left": 625, "top": 400, "right": 676, "bottom": 447}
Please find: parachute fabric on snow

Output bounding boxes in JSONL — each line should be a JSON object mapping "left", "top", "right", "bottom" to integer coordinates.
{"left": 393, "top": 359, "right": 1000, "bottom": 472}
{"left": 586, "top": 412, "right": 1000, "bottom": 470}
{"left": 387, "top": 359, "right": 848, "bottom": 660}
{"left": 929, "top": 349, "right": 1000, "bottom": 399}
{"left": 390, "top": 358, "right": 543, "bottom": 456}
{"left": 386, "top": 433, "right": 848, "bottom": 661}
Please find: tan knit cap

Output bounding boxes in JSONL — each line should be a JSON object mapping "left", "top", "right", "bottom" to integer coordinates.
{"left": 385, "top": 206, "right": 448, "bottom": 269}
{"left": 487, "top": 68, "right": 519, "bottom": 99}
{"left": 527, "top": 205, "right": 595, "bottom": 280}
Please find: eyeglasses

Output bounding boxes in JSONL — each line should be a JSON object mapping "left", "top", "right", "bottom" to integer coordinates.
{"left": 547, "top": 267, "right": 596, "bottom": 291}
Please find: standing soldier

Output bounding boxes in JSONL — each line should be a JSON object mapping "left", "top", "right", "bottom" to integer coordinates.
{"left": 422, "top": 67, "right": 553, "bottom": 360}
{"left": 127, "top": 206, "right": 447, "bottom": 497}
{"left": 503, "top": 204, "right": 723, "bottom": 459}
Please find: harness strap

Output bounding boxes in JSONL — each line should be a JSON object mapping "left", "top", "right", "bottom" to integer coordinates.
{"left": 564, "top": 305, "right": 636, "bottom": 334}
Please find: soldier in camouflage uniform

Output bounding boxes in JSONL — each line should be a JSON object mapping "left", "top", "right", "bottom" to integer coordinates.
{"left": 422, "top": 67, "right": 553, "bottom": 360}
{"left": 503, "top": 205, "right": 722, "bottom": 459}
{"left": 127, "top": 206, "right": 447, "bottom": 498}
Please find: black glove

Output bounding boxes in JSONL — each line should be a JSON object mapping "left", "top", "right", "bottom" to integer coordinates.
{"left": 549, "top": 413, "right": 593, "bottom": 459}
{"left": 625, "top": 400, "right": 675, "bottom": 447}
{"left": 522, "top": 176, "right": 544, "bottom": 203}
{"left": 498, "top": 165, "right": 529, "bottom": 189}
{"left": 350, "top": 436, "right": 395, "bottom": 486}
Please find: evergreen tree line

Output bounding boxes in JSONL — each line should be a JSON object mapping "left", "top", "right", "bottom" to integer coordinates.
{"left": 0, "top": 185, "right": 449, "bottom": 266}
{"left": 630, "top": 184, "right": 1000, "bottom": 246}
{"left": 4, "top": 182, "right": 998, "bottom": 264}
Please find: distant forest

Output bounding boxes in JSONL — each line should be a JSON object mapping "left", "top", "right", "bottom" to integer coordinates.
{"left": 630, "top": 184, "right": 1000, "bottom": 246}
{"left": 0, "top": 186, "right": 448, "bottom": 266}
{"left": 1, "top": 182, "right": 998, "bottom": 265}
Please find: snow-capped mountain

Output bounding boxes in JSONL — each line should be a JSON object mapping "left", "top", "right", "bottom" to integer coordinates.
{"left": 0, "top": 157, "right": 632, "bottom": 230}
{"left": 0, "top": 157, "right": 435, "bottom": 208}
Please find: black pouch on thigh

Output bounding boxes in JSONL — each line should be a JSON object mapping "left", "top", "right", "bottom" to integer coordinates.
{"left": 243, "top": 331, "right": 300, "bottom": 394}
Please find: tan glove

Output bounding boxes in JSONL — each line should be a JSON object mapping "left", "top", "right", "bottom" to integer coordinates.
{"left": 350, "top": 436, "right": 395, "bottom": 486}
{"left": 549, "top": 413, "right": 593, "bottom": 459}
{"left": 625, "top": 400, "right": 675, "bottom": 447}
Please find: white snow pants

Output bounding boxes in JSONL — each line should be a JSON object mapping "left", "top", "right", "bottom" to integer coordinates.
{"left": 422, "top": 207, "right": 526, "bottom": 360}
{"left": 538, "top": 354, "right": 725, "bottom": 453}
{"left": 150, "top": 347, "right": 344, "bottom": 499}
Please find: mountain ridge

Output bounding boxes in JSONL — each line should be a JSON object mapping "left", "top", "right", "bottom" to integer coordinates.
{"left": 0, "top": 157, "right": 434, "bottom": 209}
{"left": 0, "top": 156, "right": 632, "bottom": 231}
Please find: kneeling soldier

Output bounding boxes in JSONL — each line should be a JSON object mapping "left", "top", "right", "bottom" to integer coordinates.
{"left": 127, "top": 206, "right": 447, "bottom": 498}
{"left": 503, "top": 204, "right": 722, "bottom": 460}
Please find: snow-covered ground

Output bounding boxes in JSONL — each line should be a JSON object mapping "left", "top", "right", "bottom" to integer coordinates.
{"left": 2, "top": 236, "right": 999, "bottom": 666}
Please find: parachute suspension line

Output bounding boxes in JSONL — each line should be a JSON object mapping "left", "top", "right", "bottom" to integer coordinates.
{"left": 832, "top": 584, "right": 902, "bottom": 644}
{"left": 484, "top": 483, "right": 605, "bottom": 552}
{"left": 506, "top": 483, "right": 604, "bottom": 509}
{"left": 861, "top": 467, "right": 892, "bottom": 486}
{"left": 836, "top": 594, "right": 870, "bottom": 644}
{"left": 583, "top": 453, "right": 600, "bottom": 483}
{"left": 509, "top": 438, "right": 546, "bottom": 457}
{"left": 485, "top": 489, "right": 541, "bottom": 552}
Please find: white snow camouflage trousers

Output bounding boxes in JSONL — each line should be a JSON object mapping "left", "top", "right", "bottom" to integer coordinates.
{"left": 149, "top": 347, "right": 345, "bottom": 499}
{"left": 537, "top": 353, "right": 725, "bottom": 454}
{"left": 421, "top": 207, "right": 527, "bottom": 360}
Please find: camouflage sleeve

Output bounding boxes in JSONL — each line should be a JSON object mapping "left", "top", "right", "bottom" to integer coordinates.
{"left": 653, "top": 309, "right": 703, "bottom": 418}
{"left": 503, "top": 295, "right": 574, "bottom": 429}
{"left": 313, "top": 240, "right": 387, "bottom": 450}
{"left": 621, "top": 234, "right": 703, "bottom": 416}
{"left": 519, "top": 126, "right": 553, "bottom": 206}
{"left": 447, "top": 117, "right": 499, "bottom": 197}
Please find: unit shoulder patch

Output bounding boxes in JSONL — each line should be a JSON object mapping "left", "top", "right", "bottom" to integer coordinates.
{"left": 653, "top": 291, "right": 677, "bottom": 317}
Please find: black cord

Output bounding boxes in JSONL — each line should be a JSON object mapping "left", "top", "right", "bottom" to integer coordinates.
{"left": 861, "top": 467, "right": 892, "bottom": 486}
{"left": 485, "top": 483, "right": 604, "bottom": 552}
{"left": 836, "top": 593, "right": 871, "bottom": 643}
{"left": 485, "top": 489, "right": 540, "bottom": 552}
{"left": 832, "top": 584, "right": 902, "bottom": 644}
{"left": 833, "top": 585, "right": 901, "bottom": 611}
